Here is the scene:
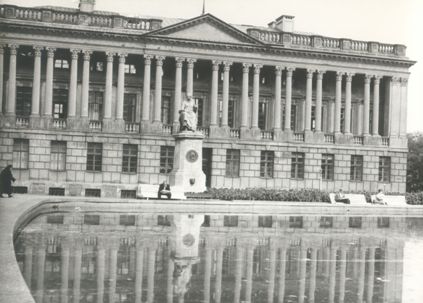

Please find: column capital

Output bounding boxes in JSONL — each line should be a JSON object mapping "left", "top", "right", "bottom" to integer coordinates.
{"left": 144, "top": 54, "right": 154, "bottom": 64}
{"left": 155, "top": 55, "right": 165, "bottom": 65}
{"left": 391, "top": 76, "right": 401, "bottom": 83}
{"left": 275, "top": 65, "right": 283, "bottom": 75}
{"left": 373, "top": 74, "right": 382, "bottom": 81}
{"left": 212, "top": 59, "right": 221, "bottom": 70}
{"left": 46, "top": 47, "right": 56, "bottom": 58}
{"left": 316, "top": 69, "right": 326, "bottom": 77}
{"left": 175, "top": 56, "right": 185, "bottom": 67}
{"left": 253, "top": 64, "right": 262, "bottom": 74}
{"left": 364, "top": 74, "right": 372, "bottom": 83}
{"left": 306, "top": 69, "right": 314, "bottom": 78}
{"left": 70, "top": 49, "right": 80, "bottom": 60}
{"left": 345, "top": 72, "right": 354, "bottom": 82}
{"left": 106, "top": 51, "right": 116, "bottom": 61}
{"left": 8, "top": 44, "right": 19, "bottom": 55}
{"left": 118, "top": 53, "right": 127, "bottom": 63}
{"left": 242, "top": 63, "right": 251, "bottom": 73}
{"left": 222, "top": 61, "right": 232, "bottom": 72}
{"left": 400, "top": 77, "right": 408, "bottom": 86}
{"left": 286, "top": 66, "right": 295, "bottom": 76}
{"left": 82, "top": 50, "right": 92, "bottom": 60}
{"left": 33, "top": 46, "right": 43, "bottom": 57}
{"left": 187, "top": 58, "right": 197, "bottom": 67}
{"left": 336, "top": 71, "right": 343, "bottom": 80}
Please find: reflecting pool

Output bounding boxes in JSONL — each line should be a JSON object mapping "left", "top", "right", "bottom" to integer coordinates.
{"left": 13, "top": 207, "right": 423, "bottom": 303}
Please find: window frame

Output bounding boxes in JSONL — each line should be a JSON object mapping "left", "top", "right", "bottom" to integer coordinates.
{"left": 378, "top": 156, "right": 391, "bottom": 183}
{"left": 160, "top": 146, "right": 174, "bottom": 174}
{"left": 88, "top": 91, "right": 104, "bottom": 121}
{"left": 350, "top": 155, "right": 363, "bottom": 181}
{"left": 260, "top": 150, "right": 274, "bottom": 178}
{"left": 321, "top": 153, "right": 335, "bottom": 181}
{"left": 122, "top": 144, "right": 138, "bottom": 173}
{"left": 50, "top": 141, "right": 67, "bottom": 171}
{"left": 12, "top": 139, "right": 29, "bottom": 170}
{"left": 86, "top": 143, "right": 103, "bottom": 172}
{"left": 225, "top": 149, "right": 240, "bottom": 177}
{"left": 291, "top": 152, "right": 305, "bottom": 179}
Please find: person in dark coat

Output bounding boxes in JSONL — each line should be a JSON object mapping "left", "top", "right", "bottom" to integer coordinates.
{"left": 0, "top": 165, "right": 16, "bottom": 198}
{"left": 158, "top": 180, "right": 172, "bottom": 199}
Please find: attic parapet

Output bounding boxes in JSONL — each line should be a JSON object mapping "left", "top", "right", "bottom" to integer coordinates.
{"left": 0, "top": 4, "right": 162, "bottom": 31}
{"left": 247, "top": 28, "right": 407, "bottom": 58}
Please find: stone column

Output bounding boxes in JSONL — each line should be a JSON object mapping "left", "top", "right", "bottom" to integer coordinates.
{"left": 273, "top": 66, "right": 282, "bottom": 131}
{"left": 214, "top": 246, "right": 224, "bottom": 303}
{"left": 73, "top": 245, "right": 82, "bottom": 303}
{"left": 278, "top": 246, "right": 287, "bottom": 303}
{"left": 81, "top": 50, "right": 92, "bottom": 119}
{"left": 31, "top": 46, "right": 42, "bottom": 118}
{"left": 116, "top": 53, "right": 127, "bottom": 121}
{"left": 363, "top": 74, "right": 371, "bottom": 135}
{"left": 210, "top": 60, "right": 220, "bottom": 127}
{"left": 240, "top": 63, "right": 251, "bottom": 129}
{"left": 367, "top": 247, "right": 376, "bottom": 303}
{"left": 252, "top": 64, "right": 262, "bottom": 130}
{"left": 305, "top": 69, "right": 313, "bottom": 131}
{"left": 104, "top": 52, "right": 115, "bottom": 120}
{"left": 284, "top": 68, "right": 294, "bottom": 132}
{"left": 309, "top": 248, "right": 318, "bottom": 303}
{"left": 372, "top": 76, "right": 381, "bottom": 136}
{"left": 61, "top": 243, "right": 70, "bottom": 303}
{"left": 97, "top": 245, "right": 106, "bottom": 303}
{"left": 153, "top": 56, "right": 165, "bottom": 124}
{"left": 203, "top": 246, "right": 212, "bottom": 303}
{"left": 6, "top": 44, "right": 18, "bottom": 117}
{"left": 334, "top": 71, "right": 343, "bottom": 134}
{"left": 400, "top": 78, "right": 408, "bottom": 137}
{"left": 109, "top": 244, "right": 118, "bottom": 303}
{"left": 0, "top": 45, "right": 4, "bottom": 116}
{"left": 135, "top": 244, "right": 144, "bottom": 303}
{"left": 36, "top": 244, "right": 46, "bottom": 303}
{"left": 344, "top": 73, "right": 353, "bottom": 134}
{"left": 328, "top": 247, "right": 337, "bottom": 303}
{"left": 67, "top": 49, "right": 79, "bottom": 119}
{"left": 357, "top": 248, "right": 366, "bottom": 303}
{"left": 43, "top": 47, "right": 55, "bottom": 117}
{"left": 142, "top": 55, "right": 153, "bottom": 122}
{"left": 24, "top": 243, "right": 33, "bottom": 287}
{"left": 186, "top": 58, "right": 196, "bottom": 97}
{"left": 173, "top": 57, "right": 184, "bottom": 126}
{"left": 147, "top": 246, "right": 156, "bottom": 303}
{"left": 166, "top": 249, "right": 174, "bottom": 303}
{"left": 338, "top": 247, "right": 347, "bottom": 303}
{"left": 267, "top": 245, "right": 277, "bottom": 303}
{"left": 233, "top": 245, "right": 244, "bottom": 303}
{"left": 221, "top": 61, "right": 232, "bottom": 128}
{"left": 245, "top": 247, "right": 255, "bottom": 303}
{"left": 298, "top": 247, "right": 307, "bottom": 303}
{"left": 315, "top": 70, "right": 324, "bottom": 132}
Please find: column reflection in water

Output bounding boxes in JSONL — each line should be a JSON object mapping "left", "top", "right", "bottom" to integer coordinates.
{"left": 14, "top": 212, "right": 419, "bottom": 303}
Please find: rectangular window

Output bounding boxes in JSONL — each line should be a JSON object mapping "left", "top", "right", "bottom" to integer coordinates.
{"left": 16, "top": 87, "right": 32, "bottom": 117}
{"left": 196, "top": 98, "right": 204, "bottom": 127}
{"left": 160, "top": 146, "right": 174, "bottom": 174}
{"left": 124, "top": 64, "right": 137, "bottom": 74}
{"left": 89, "top": 91, "right": 103, "bottom": 121}
{"left": 377, "top": 217, "right": 390, "bottom": 228}
{"left": 85, "top": 188, "right": 101, "bottom": 197}
{"left": 282, "top": 104, "right": 297, "bottom": 130}
{"left": 54, "top": 59, "right": 69, "bottom": 69}
{"left": 122, "top": 144, "right": 138, "bottom": 173}
{"left": 349, "top": 217, "right": 362, "bottom": 228}
{"left": 53, "top": 89, "right": 68, "bottom": 119}
{"left": 260, "top": 151, "right": 274, "bottom": 178}
{"left": 291, "top": 152, "right": 305, "bottom": 179}
{"left": 289, "top": 216, "right": 303, "bottom": 228}
{"left": 202, "top": 215, "right": 210, "bottom": 227}
{"left": 13, "top": 139, "right": 29, "bottom": 169}
{"left": 223, "top": 216, "right": 238, "bottom": 227}
{"left": 84, "top": 215, "right": 100, "bottom": 225}
{"left": 119, "top": 215, "right": 136, "bottom": 226}
{"left": 350, "top": 155, "right": 363, "bottom": 181}
{"left": 319, "top": 217, "right": 333, "bottom": 228}
{"left": 121, "top": 190, "right": 136, "bottom": 199}
{"left": 86, "top": 143, "right": 102, "bottom": 172}
{"left": 311, "top": 105, "right": 316, "bottom": 130}
{"left": 50, "top": 141, "right": 66, "bottom": 171}
{"left": 161, "top": 95, "right": 171, "bottom": 125}
{"left": 228, "top": 97, "right": 235, "bottom": 128}
{"left": 379, "top": 157, "right": 391, "bottom": 182}
{"left": 123, "top": 93, "right": 137, "bottom": 122}
{"left": 258, "top": 216, "right": 273, "bottom": 228}
{"left": 47, "top": 215, "right": 64, "bottom": 224}
{"left": 258, "top": 98, "right": 268, "bottom": 130}
{"left": 48, "top": 187, "right": 65, "bottom": 196}
{"left": 94, "top": 61, "right": 104, "bottom": 72}
{"left": 157, "top": 215, "right": 171, "bottom": 226}
{"left": 321, "top": 154, "right": 334, "bottom": 180}
{"left": 225, "top": 149, "right": 240, "bottom": 177}
{"left": 340, "top": 108, "right": 345, "bottom": 133}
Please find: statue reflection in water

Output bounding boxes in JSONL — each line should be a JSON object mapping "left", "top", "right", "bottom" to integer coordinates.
{"left": 178, "top": 95, "right": 198, "bottom": 132}
{"left": 170, "top": 214, "right": 204, "bottom": 302}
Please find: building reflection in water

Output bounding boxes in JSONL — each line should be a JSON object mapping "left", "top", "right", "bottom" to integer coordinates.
{"left": 14, "top": 211, "right": 423, "bottom": 303}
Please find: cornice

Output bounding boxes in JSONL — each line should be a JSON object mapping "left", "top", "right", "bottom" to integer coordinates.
{"left": 0, "top": 21, "right": 415, "bottom": 69}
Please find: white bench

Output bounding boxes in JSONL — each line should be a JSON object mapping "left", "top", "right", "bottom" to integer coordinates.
{"left": 329, "top": 193, "right": 368, "bottom": 205}
{"left": 371, "top": 195, "right": 406, "bottom": 206}
{"left": 136, "top": 184, "right": 186, "bottom": 200}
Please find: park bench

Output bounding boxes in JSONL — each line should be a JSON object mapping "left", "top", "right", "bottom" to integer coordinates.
{"left": 370, "top": 195, "right": 407, "bottom": 206}
{"left": 136, "top": 184, "right": 186, "bottom": 200}
{"left": 329, "top": 193, "right": 368, "bottom": 206}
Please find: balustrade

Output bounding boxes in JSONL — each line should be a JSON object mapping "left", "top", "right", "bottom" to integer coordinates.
{"left": 125, "top": 122, "right": 140, "bottom": 133}
{"left": 353, "top": 136, "right": 364, "bottom": 145}
{"left": 162, "top": 124, "right": 172, "bottom": 134}
{"left": 16, "top": 116, "right": 29, "bottom": 127}
{"left": 381, "top": 137, "right": 390, "bottom": 146}
{"left": 291, "top": 34, "right": 312, "bottom": 46}
{"left": 15, "top": 8, "right": 42, "bottom": 21}
{"left": 324, "top": 134, "right": 335, "bottom": 143}
{"left": 260, "top": 130, "right": 273, "bottom": 140}
{"left": 52, "top": 11, "right": 78, "bottom": 24}
{"left": 89, "top": 120, "right": 102, "bottom": 130}
{"left": 293, "top": 132, "right": 305, "bottom": 142}
{"left": 322, "top": 37, "right": 340, "bottom": 49}
{"left": 197, "top": 126, "right": 209, "bottom": 138}
{"left": 230, "top": 128, "right": 240, "bottom": 138}
{"left": 90, "top": 15, "right": 113, "bottom": 27}
{"left": 351, "top": 40, "right": 368, "bottom": 52}
{"left": 52, "top": 118, "right": 67, "bottom": 129}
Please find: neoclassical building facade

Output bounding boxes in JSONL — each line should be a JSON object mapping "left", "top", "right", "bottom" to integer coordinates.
{"left": 0, "top": 1, "right": 415, "bottom": 196}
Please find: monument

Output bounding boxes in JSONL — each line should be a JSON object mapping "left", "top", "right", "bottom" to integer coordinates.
{"left": 169, "top": 96, "right": 207, "bottom": 193}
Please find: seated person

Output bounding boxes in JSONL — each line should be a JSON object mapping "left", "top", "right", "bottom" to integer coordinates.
{"left": 374, "top": 189, "right": 387, "bottom": 205}
{"left": 335, "top": 189, "right": 350, "bottom": 204}
{"left": 158, "top": 180, "right": 172, "bottom": 199}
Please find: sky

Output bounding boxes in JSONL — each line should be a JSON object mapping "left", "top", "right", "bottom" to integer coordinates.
{"left": 4, "top": 0, "right": 423, "bottom": 132}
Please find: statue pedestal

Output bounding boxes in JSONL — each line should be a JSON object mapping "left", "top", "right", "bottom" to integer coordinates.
{"left": 169, "top": 131, "right": 207, "bottom": 193}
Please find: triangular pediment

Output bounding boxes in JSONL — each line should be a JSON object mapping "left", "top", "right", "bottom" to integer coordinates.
{"left": 146, "top": 14, "right": 262, "bottom": 45}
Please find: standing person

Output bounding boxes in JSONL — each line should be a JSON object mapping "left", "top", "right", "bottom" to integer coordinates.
{"left": 158, "top": 180, "right": 172, "bottom": 199}
{"left": 0, "top": 165, "right": 16, "bottom": 198}
{"left": 335, "top": 189, "right": 350, "bottom": 204}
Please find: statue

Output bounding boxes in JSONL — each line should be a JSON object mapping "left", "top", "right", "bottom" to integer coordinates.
{"left": 179, "top": 95, "right": 197, "bottom": 132}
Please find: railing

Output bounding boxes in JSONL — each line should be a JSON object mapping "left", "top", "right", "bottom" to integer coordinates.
{"left": 123, "top": 18, "right": 151, "bottom": 30}
{"left": 90, "top": 15, "right": 113, "bottom": 27}
{"left": 15, "top": 7, "right": 42, "bottom": 21}
{"left": 381, "top": 136, "right": 390, "bottom": 146}
{"left": 351, "top": 40, "right": 368, "bottom": 52}
{"left": 291, "top": 33, "right": 312, "bottom": 46}
{"left": 125, "top": 122, "right": 140, "bottom": 133}
{"left": 261, "top": 130, "right": 273, "bottom": 140}
{"left": 197, "top": 126, "right": 209, "bottom": 137}
{"left": 322, "top": 37, "right": 340, "bottom": 49}
{"left": 230, "top": 128, "right": 240, "bottom": 138}
{"left": 353, "top": 136, "right": 364, "bottom": 145}
{"left": 293, "top": 132, "right": 304, "bottom": 142}
{"left": 51, "top": 11, "right": 78, "bottom": 24}
{"left": 89, "top": 120, "right": 102, "bottom": 130}
{"left": 162, "top": 124, "right": 172, "bottom": 134}
{"left": 15, "top": 116, "right": 29, "bottom": 127}
{"left": 52, "top": 118, "right": 66, "bottom": 129}
{"left": 324, "top": 134, "right": 335, "bottom": 143}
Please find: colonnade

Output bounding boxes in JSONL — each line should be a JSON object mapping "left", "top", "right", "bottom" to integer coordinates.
{"left": 0, "top": 44, "right": 407, "bottom": 138}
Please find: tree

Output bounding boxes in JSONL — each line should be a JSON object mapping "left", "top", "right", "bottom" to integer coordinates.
{"left": 407, "top": 132, "right": 423, "bottom": 192}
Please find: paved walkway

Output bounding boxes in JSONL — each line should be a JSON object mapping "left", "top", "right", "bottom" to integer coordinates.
{"left": 1, "top": 194, "right": 423, "bottom": 303}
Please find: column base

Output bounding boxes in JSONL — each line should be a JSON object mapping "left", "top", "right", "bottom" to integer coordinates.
{"left": 281, "top": 129, "right": 293, "bottom": 141}
{"left": 272, "top": 128, "right": 283, "bottom": 141}
{"left": 304, "top": 130, "right": 315, "bottom": 143}
{"left": 313, "top": 131, "right": 325, "bottom": 143}
{"left": 334, "top": 132, "right": 349, "bottom": 144}
{"left": 29, "top": 115, "right": 42, "bottom": 129}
